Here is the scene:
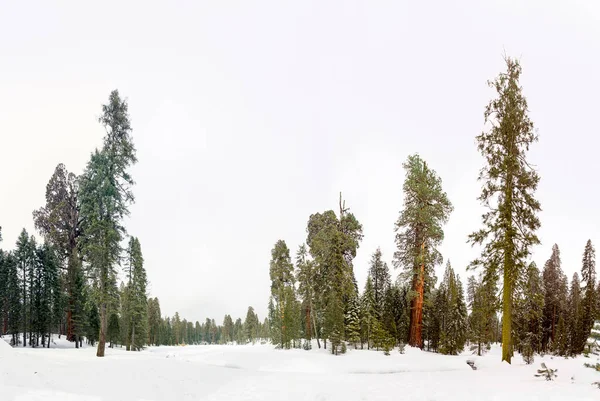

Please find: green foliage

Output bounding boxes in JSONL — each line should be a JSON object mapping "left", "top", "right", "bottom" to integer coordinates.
{"left": 541, "top": 245, "right": 569, "bottom": 354}
{"left": 345, "top": 295, "right": 361, "bottom": 348}
{"left": 79, "top": 90, "right": 137, "bottom": 357}
{"left": 514, "top": 262, "right": 544, "bottom": 356}
{"left": 269, "top": 240, "right": 298, "bottom": 348}
{"left": 581, "top": 241, "right": 597, "bottom": 352}
{"left": 122, "top": 237, "right": 148, "bottom": 351}
{"left": 467, "top": 272, "right": 498, "bottom": 356}
{"left": 360, "top": 277, "right": 377, "bottom": 349}
{"left": 437, "top": 262, "right": 468, "bottom": 355}
{"left": 535, "top": 363, "right": 558, "bottom": 381}
{"left": 394, "top": 154, "right": 453, "bottom": 348}
{"left": 468, "top": 56, "right": 541, "bottom": 363}
{"left": 369, "top": 248, "right": 390, "bottom": 319}
{"left": 306, "top": 195, "right": 363, "bottom": 351}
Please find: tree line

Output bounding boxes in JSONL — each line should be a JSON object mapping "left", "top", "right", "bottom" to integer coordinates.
{"left": 0, "top": 91, "right": 274, "bottom": 354}
{"left": 1, "top": 57, "right": 599, "bottom": 362}
{"left": 266, "top": 56, "right": 600, "bottom": 362}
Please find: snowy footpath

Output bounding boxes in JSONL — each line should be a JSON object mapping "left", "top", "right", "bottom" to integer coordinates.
{"left": 1, "top": 337, "right": 599, "bottom": 401}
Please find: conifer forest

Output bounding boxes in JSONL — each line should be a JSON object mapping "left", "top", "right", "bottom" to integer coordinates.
{"left": 1, "top": 58, "right": 599, "bottom": 364}
{"left": 2, "top": 2, "right": 600, "bottom": 400}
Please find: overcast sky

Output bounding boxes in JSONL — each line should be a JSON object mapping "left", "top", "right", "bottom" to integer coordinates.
{"left": 1, "top": 1, "right": 599, "bottom": 323}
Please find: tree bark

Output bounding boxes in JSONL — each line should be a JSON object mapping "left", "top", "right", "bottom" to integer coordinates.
{"left": 96, "top": 302, "right": 107, "bottom": 357}
{"left": 408, "top": 242, "right": 425, "bottom": 348}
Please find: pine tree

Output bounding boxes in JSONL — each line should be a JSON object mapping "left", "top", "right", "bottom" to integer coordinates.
{"left": 222, "top": 314, "right": 234, "bottom": 344}
{"left": 234, "top": 317, "right": 244, "bottom": 344}
{"left": 306, "top": 195, "right": 362, "bottom": 352}
{"left": 394, "top": 154, "right": 453, "bottom": 348}
{"left": 269, "top": 240, "right": 295, "bottom": 348}
{"left": 79, "top": 90, "right": 137, "bottom": 357}
{"left": 33, "top": 163, "right": 82, "bottom": 344}
{"left": 245, "top": 306, "right": 259, "bottom": 344}
{"left": 15, "top": 229, "right": 35, "bottom": 347}
{"left": 581, "top": 240, "right": 597, "bottom": 352}
{"left": 86, "top": 303, "right": 100, "bottom": 346}
{"left": 147, "top": 298, "right": 161, "bottom": 346}
{"left": 542, "top": 245, "right": 567, "bottom": 352}
{"left": 123, "top": 237, "right": 148, "bottom": 351}
{"left": 296, "top": 244, "right": 318, "bottom": 344}
{"left": 5, "top": 252, "right": 21, "bottom": 345}
{"left": 368, "top": 247, "right": 391, "bottom": 320}
{"left": 360, "top": 276, "right": 376, "bottom": 349}
{"left": 437, "top": 262, "right": 467, "bottom": 355}
{"left": 0, "top": 241, "right": 7, "bottom": 336}
{"left": 513, "top": 262, "right": 544, "bottom": 357}
{"left": 567, "top": 273, "right": 583, "bottom": 355}
{"left": 345, "top": 294, "right": 361, "bottom": 348}
{"left": 468, "top": 57, "right": 541, "bottom": 363}
{"left": 107, "top": 312, "right": 120, "bottom": 348}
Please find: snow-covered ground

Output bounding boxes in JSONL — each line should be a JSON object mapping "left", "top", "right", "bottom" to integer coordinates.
{"left": 1, "top": 336, "right": 599, "bottom": 400}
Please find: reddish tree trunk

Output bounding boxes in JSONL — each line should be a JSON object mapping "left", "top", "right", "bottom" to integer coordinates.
{"left": 408, "top": 243, "right": 426, "bottom": 348}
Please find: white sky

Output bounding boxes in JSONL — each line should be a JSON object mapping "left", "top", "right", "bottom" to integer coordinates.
{"left": 1, "top": 1, "right": 599, "bottom": 324}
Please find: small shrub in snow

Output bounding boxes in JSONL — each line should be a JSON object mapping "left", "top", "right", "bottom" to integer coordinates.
{"left": 522, "top": 341, "right": 535, "bottom": 365}
{"left": 398, "top": 342, "right": 406, "bottom": 354}
{"left": 340, "top": 342, "right": 347, "bottom": 354}
{"left": 302, "top": 340, "right": 312, "bottom": 351}
{"left": 584, "top": 363, "right": 600, "bottom": 372}
{"left": 592, "top": 382, "right": 600, "bottom": 389}
{"left": 535, "top": 363, "right": 558, "bottom": 381}
{"left": 466, "top": 360, "right": 477, "bottom": 370}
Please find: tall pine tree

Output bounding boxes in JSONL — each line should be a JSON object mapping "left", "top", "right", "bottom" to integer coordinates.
{"left": 468, "top": 57, "right": 541, "bottom": 363}
{"left": 394, "top": 154, "right": 452, "bottom": 348}
{"left": 79, "top": 90, "right": 137, "bottom": 357}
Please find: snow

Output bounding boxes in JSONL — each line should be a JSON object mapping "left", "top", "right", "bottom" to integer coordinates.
{"left": 1, "top": 337, "right": 599, "bottom": 400}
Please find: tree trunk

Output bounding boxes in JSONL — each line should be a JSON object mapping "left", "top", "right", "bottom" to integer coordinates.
{"left": 96, "top": 302, "right": 107, "bottom": 357}
{"left": 305, "top": 305, "right": 311, "bottom": 341}
{"left": 310, "top": 300, "right": 320, "bottom": 349}
{"left": 131, "top": 324, "right": 136, "bottom": 351}
{"left": 501, "top": 252, "right": 513, "bottom": 363}
{"left": 551, "top": 305, "right": 556, "bottom": 344}
{"left": 408, "top": 243, "right": 426, "bottom": 348}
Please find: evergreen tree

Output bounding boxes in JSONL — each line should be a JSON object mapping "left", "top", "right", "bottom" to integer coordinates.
{"left": 147, "top": 297, "right": 161, "bottom": 346}
{"left": 580, "top": 240, "right": 597, "bottom": 352}
{"left": 0, "top": 240, "right": 7, "bottom": 336}
{"left": 234, "top": 317, "right": 244, "bottom": 344}
{"left": 344, "top": 294, "right": 361, "bottom": 348}
{"left": 222, "top": 314, "right": 234, "bottom": 343}
{"left": 268, "top": 240, "right": 295, "bottom": 349}
{"left": 123, "top": 237, "right": 148, "bottom": 351}
{"left": 360, "top": 276, "right": 376, "bottom": 349}
{"left": 394, "top": 154, "right": 453, "bottom": 348}
{"left": 296, "top": 244, "right": 317, "bottom": 343}
{"left": 368, "top": 247, "right": 391, "bottom": 320}
{"left": 86, "top": 303, "right": 100, "bottom": 346}
{"left": 306, "top": 195, "right": 362, "bottom": 352}
{"left": 468, "top": 57, "right": 541, "bottom": 363}
{"left": 436, "top": 262, "right": 467, "bottom": 355}
{"left": 15, "top": 229, "right": 35, "bottom": 347}
{"left": 513, "top": 262, "right": 544, "bottom": 356}
{"left": 107, "top": 312, "right": 120, "bottom": 348}
{"left": 542, "top": 245, "right": 567, "bottom": 351}
{"left": 244, "top": 306, "right": 259, "bottom": 344}
{"left": 567, "top": 273, "right": 583, "bottom": 355}
{"left": 79, "top": 90, "right": 137, "bottom": 357}
{"left": 5, "top": 252, "right": 21, "bottom": 345}
{"left": 33, "top": 163, "right": 82, "bottom": 344}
